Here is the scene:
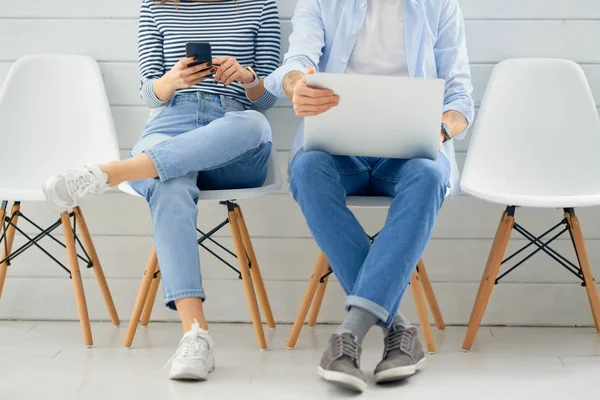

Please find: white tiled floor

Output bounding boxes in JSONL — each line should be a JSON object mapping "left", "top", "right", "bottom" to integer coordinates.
{"left": 1, "top": 322, "right": 600, "bottom": 399}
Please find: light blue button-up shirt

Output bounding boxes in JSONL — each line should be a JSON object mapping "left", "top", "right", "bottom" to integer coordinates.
{"left": 265, "top": 0, "right": 475, "bottom": 196}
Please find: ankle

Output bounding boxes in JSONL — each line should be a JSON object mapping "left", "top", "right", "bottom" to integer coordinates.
{"left": 98, "top": 164, "right": 117, "bottom": 187}
{"left": 391, "top": 313, "right": 412, "bottom": 328}
{"left": 337, "top": 306, "right": 379, "bottom": 344}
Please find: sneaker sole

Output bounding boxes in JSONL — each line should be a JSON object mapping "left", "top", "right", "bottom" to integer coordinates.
{"left": 374, "top": 356, "right": 427, "bottom": 384}
{"left": 169, "top": 371, "right": 209, "bottom": 381}
{"left": 318, "top": 366, "right": 367, "bottom": 393}
{"left": 169, "top": 355, "right": 215, "bottom": 381}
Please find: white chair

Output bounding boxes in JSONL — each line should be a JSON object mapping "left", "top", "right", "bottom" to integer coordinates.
{"left": 286, "top": 194, "right": 450, "bottom": 354}
{"left": 0, "top": 55, "right": 121, "bottom": 346}
{"left": 120, "top": 146, "right": 282, "bottom": 350}
{"left": 461, "top": 59, "right": 600, "bottom": 351}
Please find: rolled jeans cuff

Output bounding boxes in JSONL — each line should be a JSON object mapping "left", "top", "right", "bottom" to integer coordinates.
{"left": 345, "top": 295, "right": 390, "bottom": 328}
{"left": 164, "top": 289, "right": 206, "bottom": 311}
{"left": 144, "top": 148, "right": 169, "bottom": 182}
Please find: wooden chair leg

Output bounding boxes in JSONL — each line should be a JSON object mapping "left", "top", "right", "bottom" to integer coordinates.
{"left": 308, "top": 273, "right": 329, "bottom": 327}
{"left": 565, "top": 210, "right": 600, "bottom": 331}
{"left": 229, "top": 208, "right": 267, "bottom": 350}
{"left": 0, "top": 202, "right": 20, "bottom": 298}
{"left": 286, "top": 251, "right": 329, "bottom": 349}
{"left": 61, "top": 211, "right": 93, "bottom": 347}
{"left": 124, "top": 248, "right": 158, "bottom": 348}
{"left": 462, "top": 211, "right": 514, "bottom": 351}
{"left": 410, "top": 270, "right": 435, "bottom": 353}
{"left": 235, "top": 206, "right": 275, "bottom": 329}
{"left": 417, "top": 259, "right": 445, "bottom": 331}
{"left": 141, "top": 266, "right": 161, "bottom": 327}
{"left": 73, "top": 207, "right": 120, "bottom": 327}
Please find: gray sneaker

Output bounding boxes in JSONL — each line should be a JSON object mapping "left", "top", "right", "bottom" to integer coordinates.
{"left": 374, "top": 325, "right": 426, "bottom": 383}
{"left": 318, "top": 333, "right": 367, "bottom": 393}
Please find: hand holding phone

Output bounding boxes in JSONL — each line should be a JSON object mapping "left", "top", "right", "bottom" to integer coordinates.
{"left": 164, "top": 57, "right": 216, "bottom": 91}
{"left": 186, "top": 42, "right": 213, "bottom": 68}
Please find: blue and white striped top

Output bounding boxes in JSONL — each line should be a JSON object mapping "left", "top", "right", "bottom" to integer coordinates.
{"left": 138, "top": 0, "right": 281, "bottom": 110}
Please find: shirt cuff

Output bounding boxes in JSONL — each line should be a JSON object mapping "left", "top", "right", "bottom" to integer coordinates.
{"left": 250, "top": 90, "right": 278, "bottom": 110}
{"left": 264, "top": 63, "right": 306, "bottom": 99}
{"left": 442, "top": 104, "right": 473, "bottom": 140}
{"left": 141, "top": 79, "right": 170, "bottom": 108}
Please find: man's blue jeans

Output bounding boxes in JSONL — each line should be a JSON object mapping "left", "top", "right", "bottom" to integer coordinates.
{"left": 129, "top": 93, "right": 272, "bottom": 310}
{"left": 290, "top": 150, "right": 450, "bottom": 327}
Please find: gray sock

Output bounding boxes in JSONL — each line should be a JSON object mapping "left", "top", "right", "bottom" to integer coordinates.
{"left": 336, "top": 306, "right": 379, "bottom": 344}
{"left": 391, "top": 312, "right": 412, "bottom": 328}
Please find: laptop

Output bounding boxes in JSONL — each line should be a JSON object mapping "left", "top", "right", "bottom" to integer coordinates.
{"left": 304, "top": 73, "right": 445, "bottom": 160}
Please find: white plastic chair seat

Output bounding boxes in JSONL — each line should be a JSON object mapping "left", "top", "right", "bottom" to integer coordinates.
{"left": 119, "top": 146, "right": 282, "bottom": 201}
{"left": 347, "top": 188, "right": 451, "bottom": 209}
{"left": 0, "top": 55, "right": 120, "bottom": 201}
{"left": 461, "top": 59, "right": 600, "bottom": 209}
{"left": 459, "top": 187, "right": 600, "bottom": 209}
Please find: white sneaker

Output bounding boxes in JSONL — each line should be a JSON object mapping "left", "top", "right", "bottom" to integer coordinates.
{"left": 42, "top": 165, "right": 108, "bottom": 211}
{"left": 166, "top": 321, "right": 215, "bottom": 381}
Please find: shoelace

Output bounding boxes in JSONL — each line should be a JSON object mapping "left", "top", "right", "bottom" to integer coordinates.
{"left": 333, "top": 334, "right": 361, "bottom": 364}
{"left": 66, "top": 170, "right": 101, "bottom": 198}
{"left": 163, "top": 323, "right": 209, "bottom": 369}
{"left": 384, "top": 326, "right": 413, "bottom": 357}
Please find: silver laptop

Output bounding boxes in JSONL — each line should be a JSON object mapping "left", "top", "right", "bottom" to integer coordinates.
{"left": 304, "top": 73, "right": 445, "bottom": 160}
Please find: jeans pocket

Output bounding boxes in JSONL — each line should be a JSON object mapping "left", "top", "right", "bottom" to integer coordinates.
{"left": 220, "top": 95, "right": 246, "bottom": 113}
{"left": 147, "top": 97, "right": 175, "bottom": 123}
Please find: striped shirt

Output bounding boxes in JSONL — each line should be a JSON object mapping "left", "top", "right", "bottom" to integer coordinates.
{"left": 138, "top": 0, "right": 281, "bottom": 109}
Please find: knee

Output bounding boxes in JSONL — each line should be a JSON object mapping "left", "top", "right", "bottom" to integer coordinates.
{"left": 146, "top": 174, "right": 199, "bottom": 205}
{"left": 397, "top": 160, "right": 448, "bottom": 196}
{"left": 236, "top": 110, "right": 271, "bottom": 145}
{"left": 290, "top": 151, "right": 335, "bottom": 188}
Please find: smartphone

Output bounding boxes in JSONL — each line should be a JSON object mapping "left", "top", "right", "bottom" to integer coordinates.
{"left": 185, "top": 42, "right": 212, "bottom": 68}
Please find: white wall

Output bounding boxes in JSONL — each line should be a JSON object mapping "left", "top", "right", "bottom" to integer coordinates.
{"left": 1, "top": 0, "right": 600, "bottom": 326}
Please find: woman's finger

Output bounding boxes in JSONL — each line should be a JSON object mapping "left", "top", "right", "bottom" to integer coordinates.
{"left": 212, "top": 56, "right": 230, "bottom": 66}
{"left": 221, "top": 67, "right": 240, "bottom": 85}
{"left": 214, "top": 58, "right": 238, "bottom": 82}
{"left": 186, "top": 67, "right": 216, "bottom": 86}
{"left": 224, "top": 69, "right": 242, "bottom": 86}
{"left": 181, "top": 62, "right": 212, "bottom": 77}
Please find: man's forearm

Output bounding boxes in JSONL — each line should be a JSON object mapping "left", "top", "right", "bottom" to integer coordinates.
{"left": 442, "top": 110, "right": 468, "bottom": 138}
{"left": 283, "top": 71, "right": 305, "bottom": 101}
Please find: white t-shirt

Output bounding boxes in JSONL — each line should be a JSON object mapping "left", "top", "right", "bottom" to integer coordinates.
{"left": 346, "top": 0, "right": 408, "bottom": 76}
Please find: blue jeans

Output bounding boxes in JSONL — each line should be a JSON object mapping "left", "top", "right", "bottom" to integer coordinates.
{"left": 129, "top": 93, "right": 272, "bottom": 310}
{"left": 290, "top": 150, "right": 450, "bottom": 327}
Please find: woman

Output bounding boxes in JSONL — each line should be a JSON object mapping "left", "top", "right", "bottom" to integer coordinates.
{"left": 43, "top": 0, "right": 281, "bottom": 381}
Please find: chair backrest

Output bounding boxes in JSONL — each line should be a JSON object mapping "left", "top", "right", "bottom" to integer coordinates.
{"left": 0, "top": 55, "right": 120, "bottom": 194}
{"left": 461, "top": 59, "right": 600, "bottom": 199}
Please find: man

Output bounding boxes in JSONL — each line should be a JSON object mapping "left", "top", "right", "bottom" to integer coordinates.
{"left": 265, "top": 0, "right": 474, "bottom": 393}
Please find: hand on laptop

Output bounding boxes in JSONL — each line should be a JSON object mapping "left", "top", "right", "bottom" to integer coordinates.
{"left": 289, "top": 67, "right": 340, "bottom": 117}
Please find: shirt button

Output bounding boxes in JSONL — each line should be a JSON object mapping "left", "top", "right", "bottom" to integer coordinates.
{"left": 342, "top": 57, "right": 348, "bottom": 63}
{"left": 352, "top": 30, "right": 357, "bottom": 35}
{"left": 361, "top": 2, "right": 366, "bottom": 7}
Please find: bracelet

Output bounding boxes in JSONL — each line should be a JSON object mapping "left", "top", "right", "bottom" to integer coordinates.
{"left": 241, "top": 66, "right": 260, "bottom": 89}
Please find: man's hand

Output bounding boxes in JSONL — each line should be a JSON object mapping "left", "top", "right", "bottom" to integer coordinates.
{"left": 284, "top": 67, "right": 340, "bottom": 117}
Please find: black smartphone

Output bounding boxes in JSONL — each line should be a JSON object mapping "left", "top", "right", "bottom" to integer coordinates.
{"left": 185, "top": 42, "right": 212, "bottom": 68}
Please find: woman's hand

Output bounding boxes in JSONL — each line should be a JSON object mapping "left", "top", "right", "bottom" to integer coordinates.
{"left": 154, "top": 57, "right": 215, "bottom": 101}
{"left": 212, "top": 56, "right": 255, "bottom": 86}
{"left": 164, "top": 57, "right": 215, "bottom": 90}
